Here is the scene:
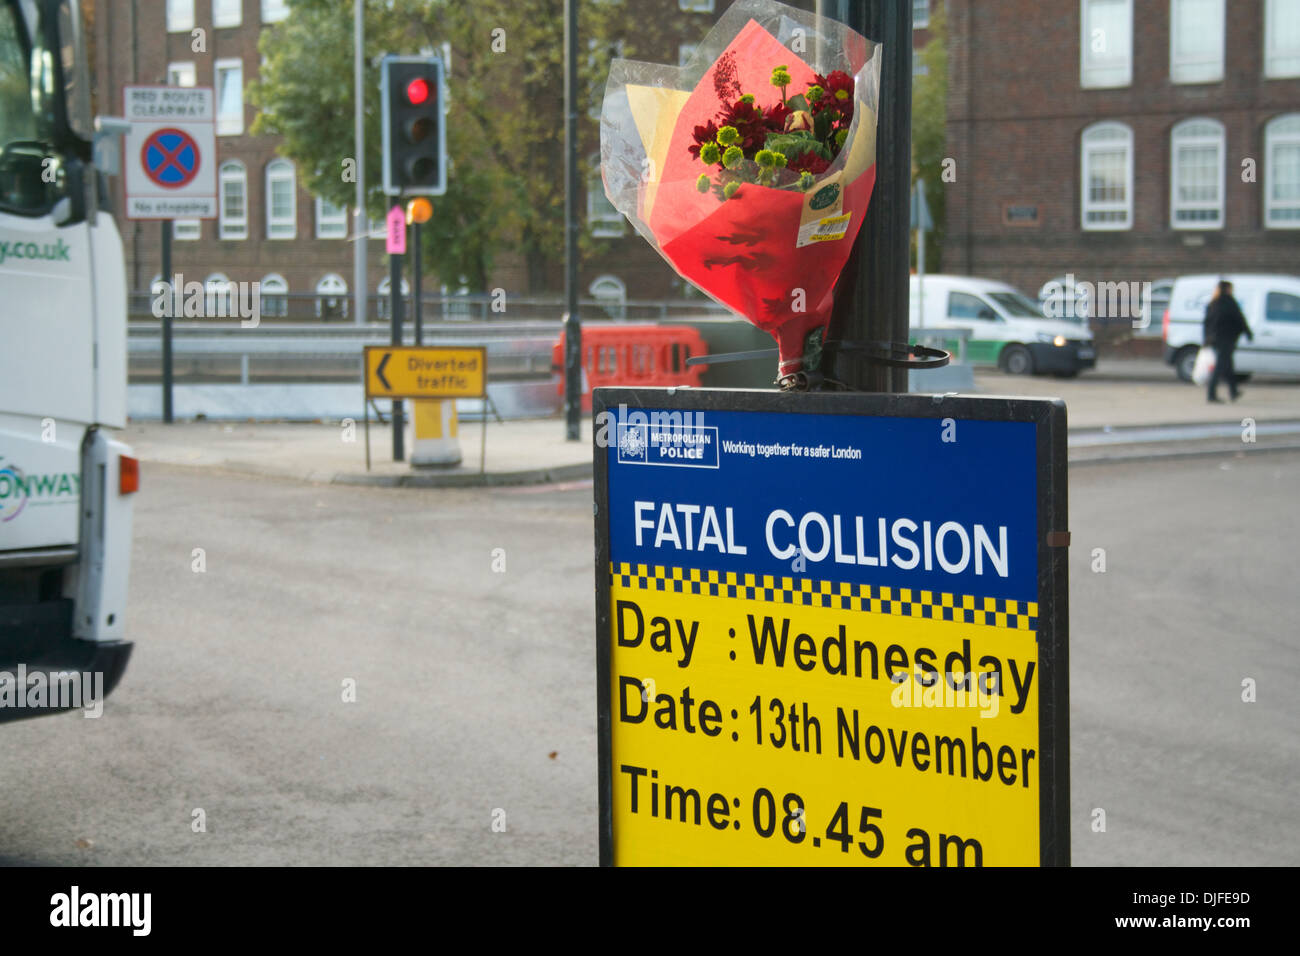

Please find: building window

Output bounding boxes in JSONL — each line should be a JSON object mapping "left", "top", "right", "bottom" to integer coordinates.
{"left": 317, "top": 274, "right": 348, "bottom": 320}
{"left": 1265, "top": 113, "right": 1300, "bottom": 227}
{"left": 166, "top": 0, "right": 194, "bottom": 33}
{"left": 260, "top": 274, "right": 288, "bottom": 318}
{"left": 1081, "top": 122, "right": 1133, "bottom": 230}
{"left": 168, "top": 59, "right": 198, "bottom": 242}
{"left": 590, "top": 275, "right": 627, "bottom": 320}
{"left": 315, "top": 197, "right": 348, "bottom": 239}
{"left": 1081, "top": 0, "right": 1132, "bottom": 88}
{"left": 204, "top": 273, "right": 234, "bottom": 315}
{"left": 213, "top": 0, "right": 241, "bottom": 29}
{"left": 1266, "top": 0, "right": 1300, "bottom": 78}
{"left": 588, "top": 154, "right": 625, "bottom": 237}
{"left": 441, "top": 283, "right": 473, "bottom": 321}
{"left": 376, "top": 276, "right": 410, "bottom": 320}
{"left": 913, "top": 0, "right": 931, "bottom": 28}
{"left": 262, "top": 0, "right": 290, "bottom": 23}
{"left": 167, "top": 62, "right": 196, "bottom": 87}
{"left": 265, "top": 159, "right": 297, "bottom": 239}
{"left": 678, "top": 43, "right": 699, "bottom": 68}
{"left": 1170, "top": 119, "right": 1225, "bottom": 229}
{"left": 215, "top": 59, "right": 244, "bottom": 135}
{"left": 678, "top": 0, "right": 714, "bottom": 11}
{"left": 218, "top": 161, "right": 247, "bottom": 240}
{"left": 1170, "top": 0, "right": 1225, "bottom": 84}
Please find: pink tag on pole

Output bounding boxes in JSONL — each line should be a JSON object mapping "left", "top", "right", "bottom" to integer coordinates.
{"left": 386, "top": 205, "right": 406, "bottom": 255}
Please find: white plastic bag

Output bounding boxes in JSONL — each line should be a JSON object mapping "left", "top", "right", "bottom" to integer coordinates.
{"left": 1192, "top": 346, "right": 1216, "bottom": 386}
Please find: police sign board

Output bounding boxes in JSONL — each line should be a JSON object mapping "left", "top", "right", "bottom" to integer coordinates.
{"left": 363, "top": 346, "right": 486, "bottom": 400}
{"left": 594, "top": 388, "right": 1069, "bottom": 866}
{"left": 123, "top": 86, "right": 217, "bottom": 220}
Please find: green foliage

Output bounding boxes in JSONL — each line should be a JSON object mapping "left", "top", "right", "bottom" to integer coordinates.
{"left": 763, "top": 131, "right": 831, "bottom": 164}
{"left": 911, "top": 1, "right": 948, "bottom": 271}
{"left": 248, "top": 0, "right": 624, "bottom": 292}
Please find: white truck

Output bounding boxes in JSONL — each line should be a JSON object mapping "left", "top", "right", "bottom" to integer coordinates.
{"left": 1, "top": 0, "right": 136, "bottom": 721}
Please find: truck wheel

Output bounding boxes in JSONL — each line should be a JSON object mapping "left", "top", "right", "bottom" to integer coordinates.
{"left": 1174, "top": 346, "right": 1198, "bottom": 382}
{"left": 1001, "top": 345, "right": 1034, "bottom": 375}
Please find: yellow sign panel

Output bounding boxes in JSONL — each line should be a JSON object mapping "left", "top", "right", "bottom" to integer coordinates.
{"left": 364, "top": 346, "right": 486, "bottom": 400}
{"left": 608, "top": 567, "right": 1039, "bottom": 866}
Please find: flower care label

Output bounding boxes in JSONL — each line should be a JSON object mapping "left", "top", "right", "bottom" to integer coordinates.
{"left": 795, "top": 173, "right": 850, "bottom": 247}
{"left": 594, "top": 388, "right": 1070, "bottom": 866}
{"left": 799, "top": 212, "right": 852, "bottom": 246}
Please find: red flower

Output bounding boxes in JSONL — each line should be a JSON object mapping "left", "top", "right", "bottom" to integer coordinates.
{"left": 787, "top": 151, "right": 830, "bottom": 175}
{"left": 717, "top": 99, "right": 771, "bottom": 153}
{"left": 688, "top": 120, "right": 720, "bottom": 159}
{"left": 817, "top": 70, "right": 854, "bottom": 101}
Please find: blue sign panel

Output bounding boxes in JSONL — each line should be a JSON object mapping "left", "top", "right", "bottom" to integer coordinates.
{"left": 607, "top": 407, "right": 1037, "bottom": 604}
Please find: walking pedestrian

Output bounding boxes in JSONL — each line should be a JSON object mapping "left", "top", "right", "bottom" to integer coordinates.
{"left": 1203, "top": 280, "right": 1253, "bottom": 403}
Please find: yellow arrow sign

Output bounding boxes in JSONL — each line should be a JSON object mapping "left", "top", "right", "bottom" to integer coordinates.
{"left": 364, "top": 346, "right": 486, "bottom": 400}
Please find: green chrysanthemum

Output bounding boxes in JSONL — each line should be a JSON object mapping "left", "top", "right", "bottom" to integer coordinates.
{"left": 722, "top": 146, "right": 744, "bottom": 169}
{"left": 723, "top": 181, "right": 741, "bottom": 200}
{"left": 699, "top": 142, "right": 721, "bottom": 165}
{"left": 771, "top": 65, "right": 792, "bottom": 88}
{"left": 739, "top": 94, "right": 755, "bottom": 104}
{"left": 798, "top": 171, "right": 815, "bottom": 190}
{"left": 806, "top": 85, "right": 824, "bottom": 102}
{"left": 773, "top": 153, "right": 788, "bottom": 168}
{"left": 835, "top": 129, "right": 848, "bottom": 149}
{"left": 717, "top": 125, "right": 740, "bottom": 147}
{"left": 755, "top": 149, "right": 777, "bottom": 168}
{"left": 696, "top": 173, "right": 711, "bottom": 193}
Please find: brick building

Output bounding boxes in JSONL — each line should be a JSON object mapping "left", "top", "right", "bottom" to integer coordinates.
{"left": 93, "top": 0, "right": 380, "bottom": 316}
{"left": 92, "top": 1, "right": 931, "bottom": 317}
{"left": 943, "top": 0, "right": 1300, "bottom": 318}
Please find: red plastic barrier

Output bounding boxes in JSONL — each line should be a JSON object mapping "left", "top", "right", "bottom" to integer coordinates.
{"left": 553, "top": 325, "right": 709, "bottom": 412}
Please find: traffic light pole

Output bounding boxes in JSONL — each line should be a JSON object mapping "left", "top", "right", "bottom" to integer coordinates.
{"left": 390, "top": 245, "right": 404, "bottom": 462}
{"left": 412, "top": 220, "right": 423, "bottom": 346}
{"left": 825, "top": 0, "right": 912, "bottom": 393}
{"left": 562, "top": 0, "right": 582, "bottom": 442}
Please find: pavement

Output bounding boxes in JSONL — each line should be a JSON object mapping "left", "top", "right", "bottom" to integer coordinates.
{"left": 125, "top": 359, "right": 1300, "bottom": 486}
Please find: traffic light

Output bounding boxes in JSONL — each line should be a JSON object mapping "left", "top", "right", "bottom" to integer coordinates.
{"left": 381, "top": 55, "right": 446, "bottom": 196}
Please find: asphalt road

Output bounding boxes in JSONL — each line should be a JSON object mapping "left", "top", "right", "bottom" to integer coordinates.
{"left": 0, "top": 452, "right": 1296, "bottom": 866}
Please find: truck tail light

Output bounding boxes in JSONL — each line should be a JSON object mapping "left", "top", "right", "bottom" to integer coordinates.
{"left": 119, "top": 455, "right": 140, "bottom": 495}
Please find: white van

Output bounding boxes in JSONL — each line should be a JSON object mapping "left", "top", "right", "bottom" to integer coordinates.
{"left": 1162, "top": 274, "right": 1300, "bottom": 381}
{"left": 911, "top": 275, "right": 1097, "bottom": 376}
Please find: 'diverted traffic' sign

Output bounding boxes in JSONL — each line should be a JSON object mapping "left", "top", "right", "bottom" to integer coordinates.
{"left": 593, "top": 388, "right": 1069, "bottom": 866}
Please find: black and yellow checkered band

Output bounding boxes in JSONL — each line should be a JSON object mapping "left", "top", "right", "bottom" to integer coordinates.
{"left": 609, "top": 562, "right": 1038, "bottom": 631}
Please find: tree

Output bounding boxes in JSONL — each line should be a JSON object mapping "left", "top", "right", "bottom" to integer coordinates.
{"left": 248, "top": 0, "right": 625, "bottom": 294}
{"left": 910, "top": 0, "right": 947, "bottom": 272}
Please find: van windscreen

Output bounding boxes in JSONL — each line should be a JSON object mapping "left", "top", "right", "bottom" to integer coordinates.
{"left": 989, "top": 292, "right": 1048, "bottom": 319}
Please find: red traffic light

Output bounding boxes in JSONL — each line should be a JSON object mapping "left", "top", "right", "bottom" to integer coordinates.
{"left": 406, "top": 77, "right": 431, "bottom": 105}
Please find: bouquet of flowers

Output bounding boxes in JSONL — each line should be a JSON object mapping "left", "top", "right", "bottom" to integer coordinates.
{"left": 600, "top": 0, "right": 880, "bottom": 386}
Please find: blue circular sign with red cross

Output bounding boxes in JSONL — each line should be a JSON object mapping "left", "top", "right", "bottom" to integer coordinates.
{"left": 141, "top": 128, "right": 201, "bottom": 188}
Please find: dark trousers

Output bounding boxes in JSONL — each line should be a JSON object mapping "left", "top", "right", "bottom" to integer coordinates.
{"left": 1208, "top": 344, "right": 1238, "bottom": 399}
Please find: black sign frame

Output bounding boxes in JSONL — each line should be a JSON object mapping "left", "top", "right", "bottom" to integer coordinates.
{"left": 593, "top": 386, "right": 1069, "bottom": 867}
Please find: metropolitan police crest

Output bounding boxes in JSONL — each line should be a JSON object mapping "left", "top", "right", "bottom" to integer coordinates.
{"left": 618, "top": 425, "right": 647, "bottom": 461}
